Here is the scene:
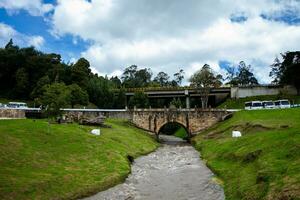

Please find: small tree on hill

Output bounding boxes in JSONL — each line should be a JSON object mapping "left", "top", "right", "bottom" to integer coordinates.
{"left": 189, "top": 64, "right": 223, "bottom": 108}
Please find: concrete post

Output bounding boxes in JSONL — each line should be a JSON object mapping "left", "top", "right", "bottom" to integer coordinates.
{"left": 184, "top": 89, "right": 190, "bottom": 109}
{"left": 186, "top": 96, "right": 190, "bottom": 109}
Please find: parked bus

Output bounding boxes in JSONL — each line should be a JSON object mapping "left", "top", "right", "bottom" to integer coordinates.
{"left": 7, "top": 102, "right": 28, "bottom": 108}
{"left": 262, "top": 101, "right": 275, "bottom": 109}
{"left": 274, "top": 100, "right": 290, "bottom": 109}
{"left": 245, "top": 101, "right": 263, "bottom": 110}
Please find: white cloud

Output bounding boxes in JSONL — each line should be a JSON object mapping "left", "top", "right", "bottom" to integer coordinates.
{"left": 0, "top": 0, "right": 53, "bottom": 16}
{"left": 0, "top": 23, "right": 45, "bottom": 49}
{"left": 28, "top": 36, "right": 45, "bottom": 49}
{"left": 51, "top": 0, "right": 300, "bottom": 84}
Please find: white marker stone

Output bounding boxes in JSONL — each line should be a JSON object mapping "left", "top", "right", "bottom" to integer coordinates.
{"left": 91, "top": 129, "right": 101, "bottom": 136}
{"left": 232, "top": 130, "right": 242, "bottom": 137}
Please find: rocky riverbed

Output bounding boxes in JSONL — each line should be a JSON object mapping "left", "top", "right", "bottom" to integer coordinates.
{"left": 83, "top": 135, "right": 225, "bottom": 200}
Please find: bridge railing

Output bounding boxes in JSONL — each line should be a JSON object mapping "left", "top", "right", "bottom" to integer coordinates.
{"left": 60, "top": 107, "right": 238, "bottom": 113}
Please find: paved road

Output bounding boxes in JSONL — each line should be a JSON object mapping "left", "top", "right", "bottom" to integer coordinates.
{"left": 83, "top": 135, "right": 225, "bottom": 200}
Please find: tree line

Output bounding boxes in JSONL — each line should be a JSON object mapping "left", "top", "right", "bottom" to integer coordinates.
{"left": 0, "top": 40, "right": 184, "bottom": 114}
{"left": 0, "top": 39, "right": 299, "bottom": 113}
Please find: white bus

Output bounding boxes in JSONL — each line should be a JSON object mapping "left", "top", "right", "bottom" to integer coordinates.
{"left": 245, "top": 101, "right": 263, "bottom": 110}
{"left": 262, "top": 101, "right": 275, "bottom": 109}
{"left": 274, "top": 100, "right": 290, "bottom": 109}
{"left": 7, "top": 102, "right": 28, "bottom": 108}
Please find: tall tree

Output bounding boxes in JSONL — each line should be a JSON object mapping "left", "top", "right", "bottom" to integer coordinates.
{"left": 154, "top": 71, "right": 170, "bottom": 87}
{"left": 71, "top": 58, "right": 91, "bottom": 90}
{"left": 270, "top": 51, "right": 300, "bottom": 94}
{"left": 236, "top": 61, "right": 258, "bottom": 86}
{"left": 121, "top": 65, "right": 152, "bottom": 87}
{"left": 68, "top": 84, "right": 89, "bottom": 108}
{"left": 189, "top": 64, "right": 223, "bottom": 108}
{"left": 14, "top": 68, "right": 29, "bottom": 98}
{"left": 110, "top": 76, "right": 122, "bottom": 88}
{"left": 173, "top": 69, "right": 185, "bottom": 86}
{"left": 225, "top": 61, "right": 258, "bottom": 86}
{"left": 87, "top": 76, "right": 114, "bottom": 108}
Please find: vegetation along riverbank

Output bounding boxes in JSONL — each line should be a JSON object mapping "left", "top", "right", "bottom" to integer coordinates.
{"left": 192, "top": 108, "right": 300, "bottom": 200}
{"left": 0, "top": 119, "right": 158, "bottom": 200}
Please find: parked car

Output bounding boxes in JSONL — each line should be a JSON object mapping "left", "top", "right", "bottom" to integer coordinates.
{"left": 7, "top": 102, "right": 28, "bottom": 108}
{"left": 262, "top": 101, "right": 275, "bottom": 109}
{"left": 245, "top": 101, "right": 263, "bottom": 110}
{"left": 274, "top": 100, "right": 291, "bottom": 109}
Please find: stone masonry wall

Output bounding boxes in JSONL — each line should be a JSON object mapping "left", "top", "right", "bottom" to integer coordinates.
{"left": 131, "top": 109, "right": 229, "bottom": 135}
{"left": 0, "top": 109, "right": 26, "bottom": 119}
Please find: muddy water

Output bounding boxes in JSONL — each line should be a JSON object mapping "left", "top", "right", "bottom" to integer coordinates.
{"left": 83, "top": 135, "right": 225, "bottom": 200}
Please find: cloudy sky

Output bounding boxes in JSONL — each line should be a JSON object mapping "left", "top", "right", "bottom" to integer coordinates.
{"left": 0, "top": 0, "right": 300, "bottom": 84}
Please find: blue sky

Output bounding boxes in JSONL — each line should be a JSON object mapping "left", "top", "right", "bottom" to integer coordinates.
{"left": 0, "top": 4, "right": 88, "bottom": 62}
{"left": 0, "top": 0, "right": 300, "bottom": 84}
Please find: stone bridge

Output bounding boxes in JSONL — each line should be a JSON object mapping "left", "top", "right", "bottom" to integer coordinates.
{"left": 62, "top": 108, "right": 232, "bottom": 140}
{"left": 131, "top": 108, "right": 231, "bottom": 139}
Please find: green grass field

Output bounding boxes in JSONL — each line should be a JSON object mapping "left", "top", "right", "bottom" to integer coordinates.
{"left": 0, "top": 119, "right": 158, "bottom": 200}
{"left": 217, "top": 95, "right": 300, "bottom": 109}
{"left": 192, "top": 108, "right": 300, "bottom": 200}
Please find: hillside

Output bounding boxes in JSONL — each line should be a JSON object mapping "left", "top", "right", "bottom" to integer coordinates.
{"left": 0, "top": 119, "right": 158, "bottom": 200}
{"left": 192, "top": 108, "right": 300, "bottom": 199}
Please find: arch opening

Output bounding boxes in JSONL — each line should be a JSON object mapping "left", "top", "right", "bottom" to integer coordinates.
{"left": 158, "top": 122, "right": 189, "bottom": 142}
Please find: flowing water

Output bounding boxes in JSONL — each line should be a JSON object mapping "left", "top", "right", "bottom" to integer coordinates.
{"left": 83, "top": 135, "right": 225, "bottom": 200}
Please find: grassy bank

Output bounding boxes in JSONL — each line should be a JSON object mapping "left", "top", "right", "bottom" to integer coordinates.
{"left": 0, "top": 119, "right": 158, "bottom": 200}
{"left": 174, "top": 127, "right": 188, "bottom": 139}
{"left": 217, "top": 95, "right": 300, "bottom": 109}
{"left": 192, "top": 108, "right": 300, "bottom": 200}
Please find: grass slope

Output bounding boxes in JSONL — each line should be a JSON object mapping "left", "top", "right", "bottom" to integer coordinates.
{"left": 0, "top": 119, "right": 158, "bottom": 200}
{"left": 218, "top": 95, "right": 300, "bottom": 109}
{"left": 192, "top": 108, "right": 300, "bottom": 200}
{"left": 174, "top": 127, "right": 188, "bottom": 139}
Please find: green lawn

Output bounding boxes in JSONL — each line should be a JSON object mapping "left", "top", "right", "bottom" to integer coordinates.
{"left": 0, "top": 119, "right": 159, "bottom": 200}
{"left": 218, "top": 95, "right": 300, "bottom": 109}
{"left": 192, "top": 108, "right": 300, "bottom": 200}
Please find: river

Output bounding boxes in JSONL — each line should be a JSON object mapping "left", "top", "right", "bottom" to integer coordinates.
{"left": 83, "top": 135, "right": 225, "bottom": 200}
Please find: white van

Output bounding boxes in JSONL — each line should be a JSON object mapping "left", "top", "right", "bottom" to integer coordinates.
{"left": 262, "top": 101, "right": 275, "bottom": 109}
{"left": 245, "top": 101, "right": 263, "bottom": 110}
{"left": 7, "top": 102, "right": 28, "bottom": 108}
{"left": 274, "top": 100, "right": 290, "bottom": 109}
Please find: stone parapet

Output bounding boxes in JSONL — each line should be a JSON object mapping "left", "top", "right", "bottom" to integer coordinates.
{"left": 0, "top": 109, "right": 26, "bottom": 119}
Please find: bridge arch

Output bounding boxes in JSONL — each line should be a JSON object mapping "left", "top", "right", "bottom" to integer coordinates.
{"left": 158, "top": 121, "right": 190, "bottom": 140}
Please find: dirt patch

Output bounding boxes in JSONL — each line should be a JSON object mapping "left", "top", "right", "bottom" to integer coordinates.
{"left": 204, "top": 123, "right": 275, "bottom": 139}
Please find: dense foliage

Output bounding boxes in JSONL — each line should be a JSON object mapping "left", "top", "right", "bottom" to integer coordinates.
{"left": 225, "top": 61, "right": 258, "bottom": 86}
{"left": 0, "top": 40, "right": 186, "bottom": 111}
{"left": 270, "top": 51, "right": 300, "bottom": 94}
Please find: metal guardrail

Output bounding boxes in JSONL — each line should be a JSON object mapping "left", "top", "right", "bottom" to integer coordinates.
{"left": 0, "top": 107, "right": 41, "bottom": 111}
{"left": 60, "top": 108, "right": 127, "bottom": 112}
{"left": 60, "top": 108, "right": 238, "bottom": 112}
